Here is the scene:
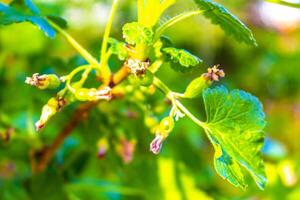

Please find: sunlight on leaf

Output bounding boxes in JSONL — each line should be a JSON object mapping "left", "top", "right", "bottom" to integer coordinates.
{"left": 203, "top": 86, "right": 267, "bottom": 189}
{"left": 193, "top": 0, "right": 257, "bottom": 46}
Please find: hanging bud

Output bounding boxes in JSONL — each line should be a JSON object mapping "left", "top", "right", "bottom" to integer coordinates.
{"left": 150, "top": 134, "right": 165, "bottom": 155}
{"left": 25, "top": 73, "right": 61, "bottom": 90}
{"left": 184, "top": 65, "right": 225, "bottom": 98}
{"left": 74, "top": 87, "right": 112, "bottom": 102}
{"left": 125, "top": 58, "right": 150, "bottom": 76}
{"left": 35, "top": 97, "right": 66, "bottom": 131}
{"left": 97, "top": 138, "right": 109, "bottom": 159}
{"left": 150, "top": 117, "right": 174, "bottom": 155}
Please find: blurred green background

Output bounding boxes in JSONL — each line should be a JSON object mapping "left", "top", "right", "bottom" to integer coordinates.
{"left": 1, "top": 0, "right": 300, "bottom": 199}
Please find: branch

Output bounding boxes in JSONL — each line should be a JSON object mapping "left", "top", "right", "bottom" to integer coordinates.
{"left": 32, "top": 64, "right": 130, "bottom": 173}
{"left": 33, "top": 102, "right": 96, "bottom": 173}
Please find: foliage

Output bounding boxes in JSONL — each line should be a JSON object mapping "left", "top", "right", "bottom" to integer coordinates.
{"left": 4, "top": 0, "right": 299, "bottom": 199}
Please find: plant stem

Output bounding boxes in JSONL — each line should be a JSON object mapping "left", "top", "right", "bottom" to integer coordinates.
{"left": 155, "top": 10, "right": 203, "bottom": 40}
{"left": 99, "top": 0, "right": 120, "bottom": 84}
{"left": 33, "top": 102, "right": 96, "bottom": 173}
{"left": 174, "top": 100, "right": 207, "bottom": 128}
{"left": 265, "top": 0, "right": 300, "bottom": 8}
{"left": 137, "top": 0, "right": 144, "bottom": 23}
{"left": 153, "top": 77, "right": 172, "bottom": 96}
{"left": 48, "top": 20, "right": 99, "bottom": 66}
{"left": 152, "top": 76, "right": 207, "bottom": 129}
{"left": 32, "top": 64, "right": 131, "bottom": 173}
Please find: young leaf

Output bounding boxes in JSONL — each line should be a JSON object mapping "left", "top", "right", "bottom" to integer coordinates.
{"left": 193, "top": 0, "right": 257, "bottom": 46}
{"left": 108, "top": 37, "right": 128, "bottom": 60}
{"left": 203, "top": 86, "right": 267, "bottom": 189}
{"left": 0, "top": 3, "right": 55, "bottom": 38}
{"left": 122, "top": 22, "right": 154, "bottom": 45}
{"left": 162, "top": 47, "right": 203, "bottom": 72}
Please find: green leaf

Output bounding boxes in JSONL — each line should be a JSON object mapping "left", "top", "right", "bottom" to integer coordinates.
{"left": 193, "top": 0, "right": 257, "bottom": 46}
{"left": 203, "top": 86, "right": 267, "bottom": 189}
{"left": 108, "top": 37, "right": 128, "bottom": 60}
{"left": 122, "top": 22, "right": 154, "bottom": 45}
{"left": 0, "top": 3, "right": 55, "bottom": 38}
{"left": 162, "top": 47, "right": 203, "bottom": 72}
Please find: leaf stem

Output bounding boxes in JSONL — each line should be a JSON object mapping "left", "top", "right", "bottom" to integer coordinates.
{"left": 48, "top": 20, "right": 99, "bottom": 66}
{"left": 137, "top": 0, "right": 144, "bottom": 23}
{"left": 265, "top": 0, "right": 300, "bottom": 8}
{"left": 153, "top": 76, "right": 207, "bottom": 129}
{"left": 100, "top": 0, "right": 119, "bottom": 63}
{"left": 155, "top": 10, "right": 204, "bottom": 40}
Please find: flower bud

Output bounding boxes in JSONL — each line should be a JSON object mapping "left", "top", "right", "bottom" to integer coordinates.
{"left": 75, "top": 87, "right": 112, "bottom": 102}
{"left": 97, "top": 138, "right": 109, "bottom": 159}
{"left": 150, "top": 134, "right": 165, "bottom": 155}
{"left": 25, "top": 73, "right": 61, "bottom": 90}
{"left": 125, "top": 58, "right": 150, "bottom": 76}
{"left": 35, "top": 97, "right": 66, "bottom": 131}
{"left": 150, "top": 117, "right": 175, "bottom": 155}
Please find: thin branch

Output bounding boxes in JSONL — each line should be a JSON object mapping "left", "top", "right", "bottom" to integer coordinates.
{"left": 32, "top": 64, "right": 130, "bottom": 173}
{"left": 48, "top": 20, "right": 99, "bottom": 66}
{"left": 33, "top": 102, "right": 96, "bottom": 173}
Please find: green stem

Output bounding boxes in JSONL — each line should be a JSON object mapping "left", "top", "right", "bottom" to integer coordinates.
{"left": 137, "top": 0, "right": 144, "bottom": 23}
{"left": 155, "top": 10, "right": 203, "bottom": 40}
{"left": 153, "top": 76, "right": 207, "bottom": 129}
{"left": 265, "top": 0, "right": 300, "bottom": 8}
{"left": 48, "top": 21, "right": 99, "bottom": 66}
{"left": 99, "top": 0, "right": 120, "bottom": 82}
{"left": 174, "top": 100, "right": 207, "bottom": 128}
{"left": 66, "top": 65, "right": 92, "bottom": 93}
{"left": 153, "top": 77, "right": 172, "bottom": 96}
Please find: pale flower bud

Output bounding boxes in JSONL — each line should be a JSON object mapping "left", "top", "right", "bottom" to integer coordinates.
{"left": 35, "top": 97, "right": 66, "bottom": 131}
{"left": 150, "top": 134, "right": 165, "bottom": 155}
{"left": 25, "top": 73, "right": 61, "bottom": 90}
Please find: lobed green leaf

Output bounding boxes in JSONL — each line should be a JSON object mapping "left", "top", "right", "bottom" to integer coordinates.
{"left": 122, "top": 22, "right": 154, "bottom": 45}
{"left": 162, "top": 47, "right": 203, "bottom": 72}
{"left": 0, "top": 3, "right": 55, "bottom": 38}
{"left": 203, "top": 86, "right": 267, "bottom": 189}
{"left": 108, "top": 37, "right": 128, "bottom": 61}
{"left": 193, "top": 0, "right": 257, "bottom": 46}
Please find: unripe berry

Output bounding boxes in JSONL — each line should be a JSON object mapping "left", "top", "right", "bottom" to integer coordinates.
{"left": 159, "top": 117, "right": 175, "bottom": 135}
{"left": 75, "top": 87, "right": 112, "bottom": 102}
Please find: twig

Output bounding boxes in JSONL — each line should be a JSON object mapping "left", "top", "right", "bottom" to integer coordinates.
{"left": 33, "top": 102, "right": 96, "bottom": 173}
{"left": 32, "top": 64, "right": 130, "bottom": 173}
